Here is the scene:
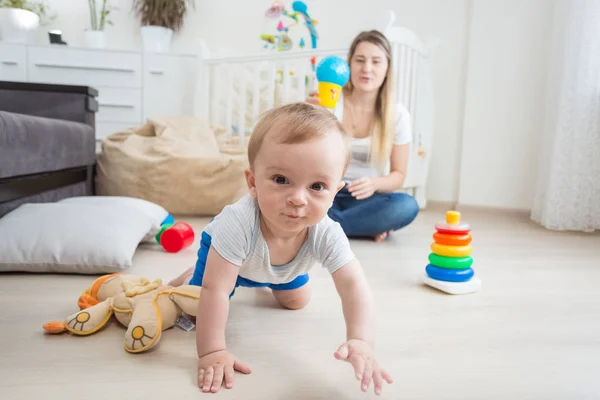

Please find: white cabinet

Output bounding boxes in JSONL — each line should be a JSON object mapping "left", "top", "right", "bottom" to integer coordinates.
{"left": 0, "top": 43, "right": 27, "bottom": 82}
{"left": 96, "top": 88, "right": 143, "bottom": 123}
{"left": 27, "top": 46, "right": 143, "bottom": 88}
{"left": 0, "top": 42, "right": 197, "bottom": 141}
{"left": 142, "top": 53, "right": 197, "bottom": 120}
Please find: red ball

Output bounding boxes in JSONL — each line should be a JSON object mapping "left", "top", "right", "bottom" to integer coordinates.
{"left": 160, "top": 222, "right": 195, "bottom": 253}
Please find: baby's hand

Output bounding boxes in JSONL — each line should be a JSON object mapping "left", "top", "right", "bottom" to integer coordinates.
{"left": 334, "top": 339, "right": 393, "bottom": 395}
{"left": 198, "top": 350, "right": 251, "bottom": 393}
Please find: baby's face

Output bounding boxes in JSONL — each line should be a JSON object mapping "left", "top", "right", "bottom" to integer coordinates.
{"left": 248, "top": 129, "right": 347, "bottom": 236}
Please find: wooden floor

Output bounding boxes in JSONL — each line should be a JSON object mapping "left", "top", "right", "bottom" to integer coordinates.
{"left": 1, "top": 207, "right": 599, "bottom": 399}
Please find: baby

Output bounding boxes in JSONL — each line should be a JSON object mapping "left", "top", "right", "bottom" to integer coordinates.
{"left": 169, "top": 102, "right": 392, "bottom": 395}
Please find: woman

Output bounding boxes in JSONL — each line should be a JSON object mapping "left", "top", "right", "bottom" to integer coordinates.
{"left": 307, "top": 30, "right": 419, "bottom": 242}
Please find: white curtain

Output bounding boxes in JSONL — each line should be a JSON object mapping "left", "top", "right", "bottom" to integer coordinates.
{"left": 531, "top": 0, "right": 600, "bottom": 232}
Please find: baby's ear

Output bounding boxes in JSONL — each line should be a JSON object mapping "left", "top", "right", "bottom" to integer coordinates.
{"left": 244, "top": 169, "right": 258, "bottom": 197}
{"left": 336, "top": 180, "right": 345, "bottom": 192}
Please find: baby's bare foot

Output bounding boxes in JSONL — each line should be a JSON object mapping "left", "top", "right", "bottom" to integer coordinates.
{"left": 374, "top": 230, "right": 392, "bottom": 243}
{"left": 168, "top": 266, "right": 195, "bottom": 286}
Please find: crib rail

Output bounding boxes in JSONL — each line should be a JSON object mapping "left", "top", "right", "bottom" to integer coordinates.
{"left": 195, "top": 46, "right": 348, "bottom": 143}
{"left": 195, "top": 41, "right": 432, "bottom": 147}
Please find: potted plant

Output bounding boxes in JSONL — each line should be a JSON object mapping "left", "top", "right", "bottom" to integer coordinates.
{"left": 0, "top": 0, "right": 51, "bottom": 43}
{"left": 85, "top": 0, "right": 115, "bottom": 48}
{"left": 132, "top": 0, "right": 194, "bottom": 53}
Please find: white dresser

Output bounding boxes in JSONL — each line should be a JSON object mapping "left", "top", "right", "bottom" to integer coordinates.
{"left": 0, "top": 42, "right": 198, "bottom": 141}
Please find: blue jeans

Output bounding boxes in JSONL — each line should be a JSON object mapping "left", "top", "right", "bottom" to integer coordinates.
{"left": 327, "top": 187, "right": 419, "bottom": 237}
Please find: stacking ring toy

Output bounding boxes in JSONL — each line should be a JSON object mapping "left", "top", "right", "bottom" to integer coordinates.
{"left": 430, "top": 243, "right": 472, "bottom": 257}
{"left": 423, "top": 210, "right": 481, "bottom": 295}
{"left": 426, "top": 264, "right": 474, "bottom": 282}
{"left": 435, "top": 210, "right": 471, "bottom": 234}
{"left": 433, "top": 232, "right": 472, "bottom": 246}
{"left": 428, "top": 253, "right": 473, "bottom": 269}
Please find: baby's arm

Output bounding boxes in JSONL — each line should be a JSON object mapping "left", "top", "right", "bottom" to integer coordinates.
{"left": 196, "top": 247, "right": 251, "bottom": 393}
{"left": 332, "top": 259, "right": 375, "bottom": 344}
{"left": 332, "top": 259, "right": 393, "bottom": 395}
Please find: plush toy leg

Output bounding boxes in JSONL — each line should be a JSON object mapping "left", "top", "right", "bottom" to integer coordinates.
{"left": 123, "top": 300, "right": 162, "bottom": 353}
{"left": 169, "top": 285, "right": 201, "bottom": 317}
{"left": 63, "top": 299, "right": 114, "bottom": 336}
{"left": 43, "top": 321, "right": 68, "bottom": 334}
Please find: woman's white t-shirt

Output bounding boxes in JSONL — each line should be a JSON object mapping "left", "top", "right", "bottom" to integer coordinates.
{"left": 333, "top": 95, "right": 412, "bottom": 183}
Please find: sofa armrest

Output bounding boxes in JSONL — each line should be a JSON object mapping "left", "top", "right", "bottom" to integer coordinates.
{"left": 0, "top": 111, "right": 96, "bottom": 217}
{"left": 0, "top": 81, "right": 98, "bottom": 128}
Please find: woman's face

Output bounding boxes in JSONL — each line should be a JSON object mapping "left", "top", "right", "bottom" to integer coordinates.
{"left": 349, "top": 41, "right": 389, "bottom": 93}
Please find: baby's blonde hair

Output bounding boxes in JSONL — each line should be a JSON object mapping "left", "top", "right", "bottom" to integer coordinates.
{"left": 248, "top": 102, "right": 350, "bottom": 172}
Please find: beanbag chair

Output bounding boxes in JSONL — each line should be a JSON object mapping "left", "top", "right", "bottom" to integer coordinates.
{"left": 95, "top": 115, "right": 248, "bottom": 216}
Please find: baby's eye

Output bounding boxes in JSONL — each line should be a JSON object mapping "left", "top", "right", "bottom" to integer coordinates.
{"left": 273, "top": 175, "right": 289, "bottom": 185}
{"left": 310, "top": 182, "right": 326, "bottom": 192}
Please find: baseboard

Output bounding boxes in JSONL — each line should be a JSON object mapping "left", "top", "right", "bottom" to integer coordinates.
{"left": 424, "top": 200, "right": 531, "bottom": 218}
{"left": 455, "top": 203, "right": 531, "bottom": 218}
{"left": 423, "top": 200, "right": 456, "bottom": 212}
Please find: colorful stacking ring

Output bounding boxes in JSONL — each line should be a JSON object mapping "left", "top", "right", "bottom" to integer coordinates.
{"left": 430, "top": 243, "right": 472, "bottom": 257}
{"left": 435, "top": 211, "right": 471, "bottom": 234}
{"left": 435, "top": 225, "right": 471, "bottom": 235}
{"left": 426, "top": 264, "right": 474, "bottom": 282}
{"left": 428, "top": 253, "right": 473, "bottom": 269}
{"left": 433, "top": 232, "right": 472, "bottom": 246}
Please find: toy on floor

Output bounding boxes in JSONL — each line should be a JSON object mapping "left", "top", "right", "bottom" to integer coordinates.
{"left": 43, "top": 273, "right": 201, "bottom": 353}
{"left": 316, "top": 55, "right": 350, "bottom": 109}
{"left": 155, "top": 215, "right": 195, "bottom": 253}
{"left": 422, "top": 211, "right": 482, "bottom": 294}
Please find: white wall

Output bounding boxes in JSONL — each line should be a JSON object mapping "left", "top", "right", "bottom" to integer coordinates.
{"left": 458, "top": 0, "right": 554, "bottom": 209}
{"left": 34, "top": 0, "right": 469, "bottom": 205}
{"left": 33, "top": 0, "right": 553, "bottom": 209}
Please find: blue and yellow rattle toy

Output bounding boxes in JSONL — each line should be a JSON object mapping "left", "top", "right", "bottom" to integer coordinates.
{"left": 316, "top": 56, "right": 350, "bottom": 109}
{"left": 423, "top": 211, "right": 482, "bottom": 294}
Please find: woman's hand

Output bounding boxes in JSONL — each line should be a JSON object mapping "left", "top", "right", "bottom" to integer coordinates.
{"left": 306, "top": 90, "right": 321, "bottom": 105}
{"left": 347, "top": 177, "right": 377, "bottom": 200}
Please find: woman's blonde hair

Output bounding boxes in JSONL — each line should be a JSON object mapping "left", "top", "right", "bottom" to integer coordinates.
{"left": 344, "top": 30, "right": 396, "bottom": 173}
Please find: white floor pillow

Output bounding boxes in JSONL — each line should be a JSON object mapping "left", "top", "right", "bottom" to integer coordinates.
{"left": 58, "top": 196, "right": 169, "bottom": 242}
{"left": 0, "top": 201, "right": 157, "bottom": 274}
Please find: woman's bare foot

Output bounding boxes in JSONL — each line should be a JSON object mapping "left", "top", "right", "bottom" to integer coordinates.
{"left": 374, "top": 230, "right": 392, "bottom": 243}
{"left": 168, "top": 266, "right": 195, "bottom": 286}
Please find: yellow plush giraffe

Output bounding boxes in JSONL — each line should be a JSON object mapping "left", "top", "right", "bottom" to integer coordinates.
{"left": 43, "top": 273, "right": 201, "bottom": 353}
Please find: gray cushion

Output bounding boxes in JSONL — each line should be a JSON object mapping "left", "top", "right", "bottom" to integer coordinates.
{"left": 0, "top": 111, "right": 95, "bottom": 179}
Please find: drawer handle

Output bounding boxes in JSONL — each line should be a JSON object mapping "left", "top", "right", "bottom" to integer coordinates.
{"left": 99, "top": 102, "right": 135, "bottom": 108}
{"left": 34, "top": 62, "right": 135, "bottom": 73}
{"left": 1, "top": 60, "right": 19, "bottom": 65}
{"left": 149, "top": 69, "right": 164, "bottom": 75}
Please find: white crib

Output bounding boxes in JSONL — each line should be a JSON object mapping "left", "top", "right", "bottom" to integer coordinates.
{"left": 194, "top": 26, "right": 437, "bottom": 208}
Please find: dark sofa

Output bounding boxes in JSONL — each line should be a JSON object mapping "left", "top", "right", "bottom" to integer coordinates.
{"left": 0, "top": 81, "right": 98, "bottom": 217}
